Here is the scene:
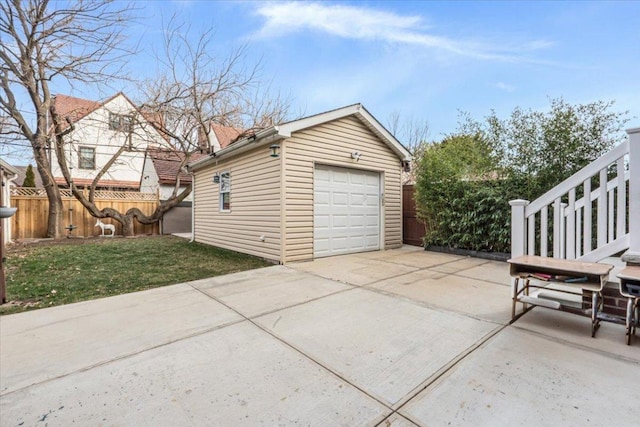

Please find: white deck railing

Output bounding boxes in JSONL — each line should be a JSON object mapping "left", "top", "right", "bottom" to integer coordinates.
{"left": 511, "top": 127, "right": 640, "bottom": 262}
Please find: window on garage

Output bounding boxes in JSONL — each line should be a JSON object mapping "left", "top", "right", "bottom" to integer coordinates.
{"left": 219, "top": 171, "right": 230, "bottom": 211}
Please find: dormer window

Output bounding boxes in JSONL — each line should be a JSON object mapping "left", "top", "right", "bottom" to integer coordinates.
{"left": 109, "top": 112, "right": 133, "bottom": 132}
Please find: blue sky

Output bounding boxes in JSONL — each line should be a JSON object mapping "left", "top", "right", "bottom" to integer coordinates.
{"left": 3, "top": 0, "right": 639, "bottom": 164}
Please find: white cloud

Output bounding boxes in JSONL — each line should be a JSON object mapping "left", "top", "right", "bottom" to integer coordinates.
{"left": 493, "top": 82, "right": 516, "bottom": 92}
{"left": 253, "top": 2, "right": 551, "bottom": 62}
{"left": 254, "top": 2, "right": 424, "bottom": 39}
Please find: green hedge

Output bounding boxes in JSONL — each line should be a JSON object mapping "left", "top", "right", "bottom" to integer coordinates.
{"left": 419, "top": 179, "right": 523, "bottom": 253}
{"left": 413, "top": 99, "right": 628, "bottom": 255}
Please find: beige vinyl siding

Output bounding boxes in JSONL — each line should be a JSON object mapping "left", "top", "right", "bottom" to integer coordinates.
{"left": 283, "top": 116, "right": 403, "bottom": 262}
{"left": 193, "top": 146, "right": 282, "bottom": 261}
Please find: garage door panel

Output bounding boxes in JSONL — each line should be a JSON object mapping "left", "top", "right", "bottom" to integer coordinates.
{"left": 366, "top": 213, "right": 379, "bottom": 224}
{"left": 365, "top": 235, "right": 380, "bottom": 247}
{"left": 315, "top": 168, "right": 330, "bottom": 182}
{"left": 315, "top": 191, "right": 330, "bottom": 205}
{"left": 315, "top": 239, "right": 329, "bottom": 253}
{"left": 349, "top": 215, "right": 365, "bottom": 227}
{"left": 333, "top": 192, "right": 349, "bottom": 205}
{"left": 350, "top": 194, "right": 366, "bottom": 205}
{"left": 333, "top": 215, "right": 349, "bottom": 228}
{"left": 350, "top": 173, "right": 365, "bottom": 184}
{"left": 365, "top": 173, "right": 379, "bottom": 184}
{"left": 314, "top": 165, "right": 380, "bottom": 258}
{"left": 315, "top": 215, "right": 330, "bottom": 228}
{"left": 333, "top": 170, "right": 349, "bottom": 183}
{"left": 349, "top": 236, "right": 365, "bottom": 249}
{"left": 332, "top": 237, "right": 349, "bottom": 251}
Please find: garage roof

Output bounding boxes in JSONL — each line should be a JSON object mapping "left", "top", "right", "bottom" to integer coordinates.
{"left": 188, "top": 104, "right": 411, "bottom": 172}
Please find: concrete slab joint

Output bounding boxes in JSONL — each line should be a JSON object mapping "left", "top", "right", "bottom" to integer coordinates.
{"left": 1, "top": 247, "right": 636, "bottom": 426}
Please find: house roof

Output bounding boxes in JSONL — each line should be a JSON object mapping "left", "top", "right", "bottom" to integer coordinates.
{"left": 147, "top": 149, "right": 207, "bottom": 186}
{"left": 12, "top": 166, "right": 44, "bottom": 188}
{"left": 188, "top": 104, "right": 411, "bottom": 172}
{"left": 51, "top": 92, "right": 166, "bottom": 137}
{"left": 52, "top": 94, "right": 102, "bottom": 127}
{"left": 211, "top": 124, "right": 243, "bottom": 149}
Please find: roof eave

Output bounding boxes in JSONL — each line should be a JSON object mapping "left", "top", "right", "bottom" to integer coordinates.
{"left": 186, "top": 103, "right": 412, "bottom": 171}
{"left": 188, "top": 126, "right": 285, "bottom": 171}
{"left": 278, "top": 103, "right": 411, "bottom": 161}
{"left": 0, "top": 158, "right": 19, "bottom": 176}
{"left": 355, "top": 106, "right": 411, "bottom": 161}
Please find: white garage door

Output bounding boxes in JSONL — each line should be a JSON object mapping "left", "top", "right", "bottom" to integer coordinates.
{"left": 314, "top": 165, "right": 380, "bottom": 258}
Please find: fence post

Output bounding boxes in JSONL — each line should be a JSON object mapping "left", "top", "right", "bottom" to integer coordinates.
{"left": 510, "top": 199, "right": 530, "bottom": 259}
{"left": 624, "top": 127, "right": 640, "bottom": 263}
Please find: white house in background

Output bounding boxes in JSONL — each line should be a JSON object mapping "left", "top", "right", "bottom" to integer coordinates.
{"left": 138, "top": 124, "right": 242, "bottom": 234}
{"left": 140, "top": 149, "right": 203, "bottom": 234}
{"left": 0, "top": 158, "right": 19, "bottom": 244}
{"left": 49, "top": 93, "right": 168, "bottom": 190}
{"left": 140, "top": 122, "right": 242, "bottom": 201}
{"left": 205, "top": 124, "right": 243, "bottom": 153}
{"left": 140, "top": 149, "right": 206, "bottom": 202}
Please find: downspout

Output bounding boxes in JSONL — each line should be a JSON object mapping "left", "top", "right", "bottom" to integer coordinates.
{"left": 6, "top": 173, "right": 18, "bottom": 244}
{"left": 189, "top": 168, "right": 195, "bottom": 243}
{"left": 1, "top": 168, "right": 18, "bottom": 245}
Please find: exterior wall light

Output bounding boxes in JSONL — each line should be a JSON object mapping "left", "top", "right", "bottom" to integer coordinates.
{"left": 213, "top": 173, "right": 220, "bottom": 184}
{"left": 351, "top": 151, "right": 362, "bottom": 161}
{"left": 270, "top": 144, "right": 280, "bottom": 158}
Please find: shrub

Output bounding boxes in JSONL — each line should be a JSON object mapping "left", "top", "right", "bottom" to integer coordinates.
{"left": 414, "top": 98, "right": 629, "bottom": 254}
{"left": 23, "top": 164, "right": 36, "bottom": 187}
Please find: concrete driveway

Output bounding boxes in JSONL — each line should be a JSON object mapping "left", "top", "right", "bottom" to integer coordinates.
{"left": 1, "top": 246, "right": 637, "bottom": 426}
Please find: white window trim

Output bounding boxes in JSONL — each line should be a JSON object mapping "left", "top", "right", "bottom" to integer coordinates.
{"left": 109, "top": 111, "right": 133, "bottom": 133}
{"left": 219, "top": 171, "right": 231, "bottom": 212}
{"left": 78, "top": 146, "right": 96, "bottom": 170}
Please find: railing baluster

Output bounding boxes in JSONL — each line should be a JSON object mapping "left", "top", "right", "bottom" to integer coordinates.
{"left": 527, "top": 213, "right": 535, "bottom": 255}
{"left": 608, "top": 187, "right": 614, "bottom": 243}
{"left": 560, "top": 202, "right": 567, "bottom": 258}
{"left": 567, "top": 189, "right": 576, "bottom": 259}
{"left": 597, "top": 168, "right": 607, "bottom": 247}
{"left": 541, "top": 206, "right": 548, "bottom": 257}
{"left": 617, "top": 157, "right": 626, "bottom": 238}
{"left": 583, "top": 178, "right": 592, "bottom": 254}
{"left": 576, "top": 206, "right": 582, "bottom": 258}
{"left": 553, "top": 198, "right": 562, "bottom": 258}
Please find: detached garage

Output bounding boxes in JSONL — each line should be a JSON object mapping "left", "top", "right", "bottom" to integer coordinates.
{"left": 188, "top": 104, "right": 411, "bottom": 263}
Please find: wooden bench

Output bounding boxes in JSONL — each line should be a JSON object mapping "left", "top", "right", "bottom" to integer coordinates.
{"left": 617, "top": 266, "right": 640, "bottom": 345}
{"left": 508, "top": 255, "right": 613, "bottom": 337}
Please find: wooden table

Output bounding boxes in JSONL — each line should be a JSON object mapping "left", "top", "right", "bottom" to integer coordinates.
{"left": 508, "top": 255, "right": 613, "bottom": 337}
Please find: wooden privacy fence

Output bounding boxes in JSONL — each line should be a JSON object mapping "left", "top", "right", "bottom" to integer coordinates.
{"left": 10, "top": 188, "right": 159, "bottom": 239}
{"left": 403, "top": 184, "right": 427, "bottom": 246}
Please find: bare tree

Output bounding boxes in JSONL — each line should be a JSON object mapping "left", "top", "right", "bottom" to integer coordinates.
{"left": 387, "top": 111, "right": 430, "bottom": 155}
{"left": 51, "top": 18, "right": 292, "bottom": 235}
{"left": 0, "top": 0, "right": 134, "bottom": 237}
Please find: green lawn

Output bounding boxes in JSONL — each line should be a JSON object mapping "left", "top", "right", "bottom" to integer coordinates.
{"left": 1, "top": 236, "right": 272, "bottom": 315}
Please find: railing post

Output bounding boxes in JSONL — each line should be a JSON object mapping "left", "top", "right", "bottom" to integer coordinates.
{"left": 510, "top": 199, "right": 530, "bottom": 258}
{"left": 624, "top": 127, "right": 640, "bottom": 263}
